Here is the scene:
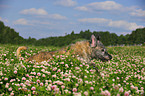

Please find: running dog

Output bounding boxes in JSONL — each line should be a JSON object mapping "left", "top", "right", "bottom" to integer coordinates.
{"left": 17, "top": 35, "right": 112, "bottom": 72}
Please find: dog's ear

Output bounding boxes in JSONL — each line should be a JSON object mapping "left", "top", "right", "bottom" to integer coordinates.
{"left": 90, "top": 35, "right": 97, "bottom": 47}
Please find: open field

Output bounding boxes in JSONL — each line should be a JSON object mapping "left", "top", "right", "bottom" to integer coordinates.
{"left": 0, "top": 44, "right": 145, "bottom": 96}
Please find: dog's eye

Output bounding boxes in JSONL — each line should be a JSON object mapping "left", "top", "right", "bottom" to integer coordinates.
{"left": 101, "top": 49, "right": 105, "bottom": 52}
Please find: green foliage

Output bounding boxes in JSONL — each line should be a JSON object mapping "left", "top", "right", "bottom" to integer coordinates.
{"left": 0, "top": 21, "right": 145, "bottom": 46}
{"left": 128, "top": 28, "right": 145, "bottom": 44}
{"left": 0, "top": 21, "right": 26, "bottom": 44}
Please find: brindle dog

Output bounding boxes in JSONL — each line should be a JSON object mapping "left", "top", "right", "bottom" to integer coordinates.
{"left": 17, "top": 35, "right": 112, "bottom": 73}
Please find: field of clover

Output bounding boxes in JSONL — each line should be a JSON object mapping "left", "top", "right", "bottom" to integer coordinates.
{"left": 0, "top": 44, "right": 144, "bottom": 96}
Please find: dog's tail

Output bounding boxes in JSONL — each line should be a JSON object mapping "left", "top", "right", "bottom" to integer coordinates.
{"left": 16, "top": 46, "right": 28, "bottom": 58}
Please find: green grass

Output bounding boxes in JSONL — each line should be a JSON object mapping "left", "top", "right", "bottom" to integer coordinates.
{"left": 0, "top": 44, "right": 144, "bottom": 96}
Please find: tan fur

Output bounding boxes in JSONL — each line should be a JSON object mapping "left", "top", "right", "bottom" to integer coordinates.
{"left": 16, "top": 46, "right": 28, "bottom": 58}
{"left": 68, "top": 41, "right": 92, "bottom": 61}
{"left": 17, "top": 41, "right": 93, "bottom": 62}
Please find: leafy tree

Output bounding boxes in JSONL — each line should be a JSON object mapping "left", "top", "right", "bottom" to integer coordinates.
{"left": 0, "top": 20, "right": 145, "bottom": 46}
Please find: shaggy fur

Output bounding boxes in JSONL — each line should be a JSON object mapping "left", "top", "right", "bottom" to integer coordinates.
{"left": 16, "top": 35, "right": 112, "bottom": 63}
{"left": 17, "top": 41, "right": 92, "bottom": 62}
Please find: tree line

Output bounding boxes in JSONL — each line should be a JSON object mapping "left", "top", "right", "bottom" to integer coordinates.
{"left": 0, "top": 21, "right": 145, "bottom": 47}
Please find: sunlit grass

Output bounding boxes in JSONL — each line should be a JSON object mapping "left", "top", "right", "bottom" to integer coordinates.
{"left": 0, "top": 44, "right": 144, "bottom": 96}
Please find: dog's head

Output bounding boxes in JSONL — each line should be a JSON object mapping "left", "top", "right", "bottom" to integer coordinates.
{"left": 90, "top": 34, "right": 112, "bottom": 61}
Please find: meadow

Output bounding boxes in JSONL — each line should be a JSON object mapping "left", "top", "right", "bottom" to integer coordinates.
{"left": 0, "top": 44, "right": 144, "bottom": 96}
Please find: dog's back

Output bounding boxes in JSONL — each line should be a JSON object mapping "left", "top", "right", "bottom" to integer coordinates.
{"left": 66, "top": 41, "right": 92, "bottom": 61}
{"left": 17, "top": 41, "right": 92, "bottom": 62}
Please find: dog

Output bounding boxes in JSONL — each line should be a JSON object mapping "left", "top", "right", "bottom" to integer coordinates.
{"left": 17, "top": 35, "right": 112, "bottom": 72}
